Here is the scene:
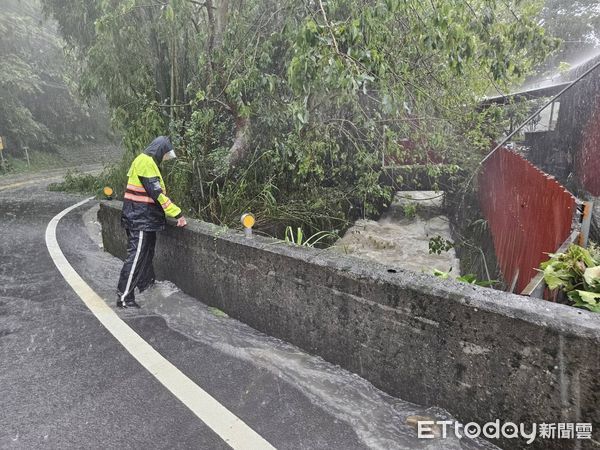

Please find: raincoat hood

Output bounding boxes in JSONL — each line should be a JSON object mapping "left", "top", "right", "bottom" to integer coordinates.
{"left": 143, "top": 136, "right": 173, "bottom": 164}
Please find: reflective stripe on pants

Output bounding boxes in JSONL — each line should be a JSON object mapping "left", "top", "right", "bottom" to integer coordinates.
{"left": 117, "top": 229, "right": 157, "bottom": 301}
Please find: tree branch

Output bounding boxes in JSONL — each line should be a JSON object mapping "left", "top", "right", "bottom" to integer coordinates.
{"left": 317, "top": 0, "right": 340, "bottom": 54}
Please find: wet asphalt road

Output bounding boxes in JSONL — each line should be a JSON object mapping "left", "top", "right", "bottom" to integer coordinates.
{"left": 0, "top": 176, "right": 495, "bottom": 450}
{"left": 0, "top": 179, "right": 369, "bottom": 449}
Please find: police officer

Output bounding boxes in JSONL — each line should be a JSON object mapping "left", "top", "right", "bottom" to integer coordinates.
{"left": 117, "top": 136, "right": 186, "bottom": 308}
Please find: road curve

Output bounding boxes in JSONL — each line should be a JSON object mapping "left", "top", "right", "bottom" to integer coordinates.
{"left": 0, "top": 176, "right": 493, "bottom": 449}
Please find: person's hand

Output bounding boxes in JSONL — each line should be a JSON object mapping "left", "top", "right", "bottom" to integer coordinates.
{"left": 176, "top": 216, "right": 187, "bottom": 227}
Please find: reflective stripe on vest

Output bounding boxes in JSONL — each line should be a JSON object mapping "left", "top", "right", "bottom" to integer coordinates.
{"left": 124, "top": 192, "right": 155, "bottom": 204}
{"left": 127, "top": 184, "right": 146, "bottom": 193}
{"left": 124, "top": 183, "right": 156, "bottom": 204}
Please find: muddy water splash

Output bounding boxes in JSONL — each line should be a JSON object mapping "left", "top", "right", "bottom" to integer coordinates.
{"left": 331, "top": 191, "right": 460, "bottom": 275}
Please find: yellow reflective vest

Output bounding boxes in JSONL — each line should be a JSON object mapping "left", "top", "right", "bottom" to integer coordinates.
{"left": 121, "top": 153, "right": 182, "bottom": 231}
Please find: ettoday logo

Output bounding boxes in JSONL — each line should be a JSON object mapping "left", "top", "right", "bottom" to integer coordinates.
{"left": 417, "top": 420, "right": 593, "bottom": 444}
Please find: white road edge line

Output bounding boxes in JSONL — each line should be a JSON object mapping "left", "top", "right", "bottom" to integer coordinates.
{"left": 45, "top": 197, "right": 276, "bottom": 450}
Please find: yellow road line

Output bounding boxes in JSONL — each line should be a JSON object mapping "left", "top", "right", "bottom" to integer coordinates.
{"left": 0, "top": 166, "right": 100, "bottom": 192}
{"left": 0, "top": 180, "right": 38, "bottom": 191}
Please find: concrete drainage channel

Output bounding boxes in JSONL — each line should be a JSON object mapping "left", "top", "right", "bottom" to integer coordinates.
{"left": 98, "top": 201, "right": 600, "bottom": 449}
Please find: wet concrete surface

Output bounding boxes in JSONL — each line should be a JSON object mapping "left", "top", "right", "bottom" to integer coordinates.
{"left": 0, "top": 178, "right": 496, "bottom": 449}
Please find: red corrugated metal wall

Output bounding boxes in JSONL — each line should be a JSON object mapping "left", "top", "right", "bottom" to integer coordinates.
{"left": 479, "top": 149, "right": 577, "bottom": 292}
{"left": 577, "top": 97, "right": 600, "bottom": 196}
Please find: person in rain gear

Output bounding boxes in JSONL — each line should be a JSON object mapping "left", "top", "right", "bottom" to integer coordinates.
{"left": 116, "top": 136, "right": 187, "bottom": 308}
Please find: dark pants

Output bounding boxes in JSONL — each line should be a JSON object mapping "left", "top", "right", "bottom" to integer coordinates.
{"left": 117, "top": 229, "right": 156, "bottom": 302}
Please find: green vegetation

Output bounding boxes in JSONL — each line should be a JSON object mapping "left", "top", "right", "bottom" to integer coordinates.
{"left": 538, "top": 0, "right": 600, "bottom": 71}
{"left": 208, "top": 306, "right": 229, "bottom": 318}
{"left": 284, "top": 226, "right": 338, "bottom": 248}
{"left": 2, "top": 150, "right": 61, "bottom": 173}
{"left": 47, "top": 170, "right": 103, "bottom": 194}
{"left": 41, "top": 0, "right": 558, "bottom": 236}
{"left": 541, "top": 244, "right": 600, "bottom": 313}
{"left": 433, "top": 269, "right": 497, "bottom": 287}
{"left": 402, "top": 202, "right": 418, "bottom": 219}
{"left": 428, "top": 235, "right": 454, "bottom": 255}
{"left": 0, "top": 0, "right": 109, "bottom": 170}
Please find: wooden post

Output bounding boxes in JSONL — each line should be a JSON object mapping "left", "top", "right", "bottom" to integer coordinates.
{"left": 578, "top": 201, "right": 594, "bottom": 248}
{"left": 24, "top": 146, "right": 30, "bottom": 168}
{"left": 0, "top": 136, "right": 6, "bottom": 172}
{"left": 381, "top": 125, "right": 386, "bottom": 167}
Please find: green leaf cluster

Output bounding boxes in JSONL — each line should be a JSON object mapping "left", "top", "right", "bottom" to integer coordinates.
{"left": 429, "top": 235, "right": 455, "bottom": 255}
{"left": 541, "top": 244, "right": 600, "bottom": 312}
{"left": 433, "top": 269, "right": 496, "bottom": 287}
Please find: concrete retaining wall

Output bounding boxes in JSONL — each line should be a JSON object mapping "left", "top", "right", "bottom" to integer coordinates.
{"left": 99, "top": 201, "right": 600, "bottom": 448}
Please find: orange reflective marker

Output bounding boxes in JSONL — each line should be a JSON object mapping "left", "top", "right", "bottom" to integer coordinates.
{"left": 241, "top": 213, "right": 255, "bottom": 237}
{"left": 103, "top": 186, "right": 114, "bottom": 198}
{"left": 241, "top": 213, "right": 255, "bottom": 228}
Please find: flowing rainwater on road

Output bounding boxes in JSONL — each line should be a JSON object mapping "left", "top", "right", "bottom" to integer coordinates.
{"left": 75, "top": 204, "right": 497, "bottom": 450}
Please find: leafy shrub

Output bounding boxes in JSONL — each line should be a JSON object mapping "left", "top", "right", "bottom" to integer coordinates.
{"left": 48, "top": 170, "right": 103, "bottom": 194}
{"left": 402, "top": 202, "right": 418, "bottom": 219}
{"left": 541, "top": 244, "right": 600, "bottom": 313}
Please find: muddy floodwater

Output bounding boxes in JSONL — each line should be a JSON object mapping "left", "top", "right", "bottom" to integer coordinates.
{"left": 332, "top": 191, "right": 460, "bottom": 275}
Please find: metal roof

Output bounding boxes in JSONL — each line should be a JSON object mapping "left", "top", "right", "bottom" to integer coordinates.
{"left": 480, "top": 82, "right": 571, "bottom": 106}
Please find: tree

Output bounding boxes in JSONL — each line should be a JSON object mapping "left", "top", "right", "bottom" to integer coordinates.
{"left": 42, "top": 0, "right": 556, "bottom": 232}
{"left": 539, "top": 0, "right": 600, "bottom": 70}
{"left": 0, "top": 0, "right": 108, "bottom": 153}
